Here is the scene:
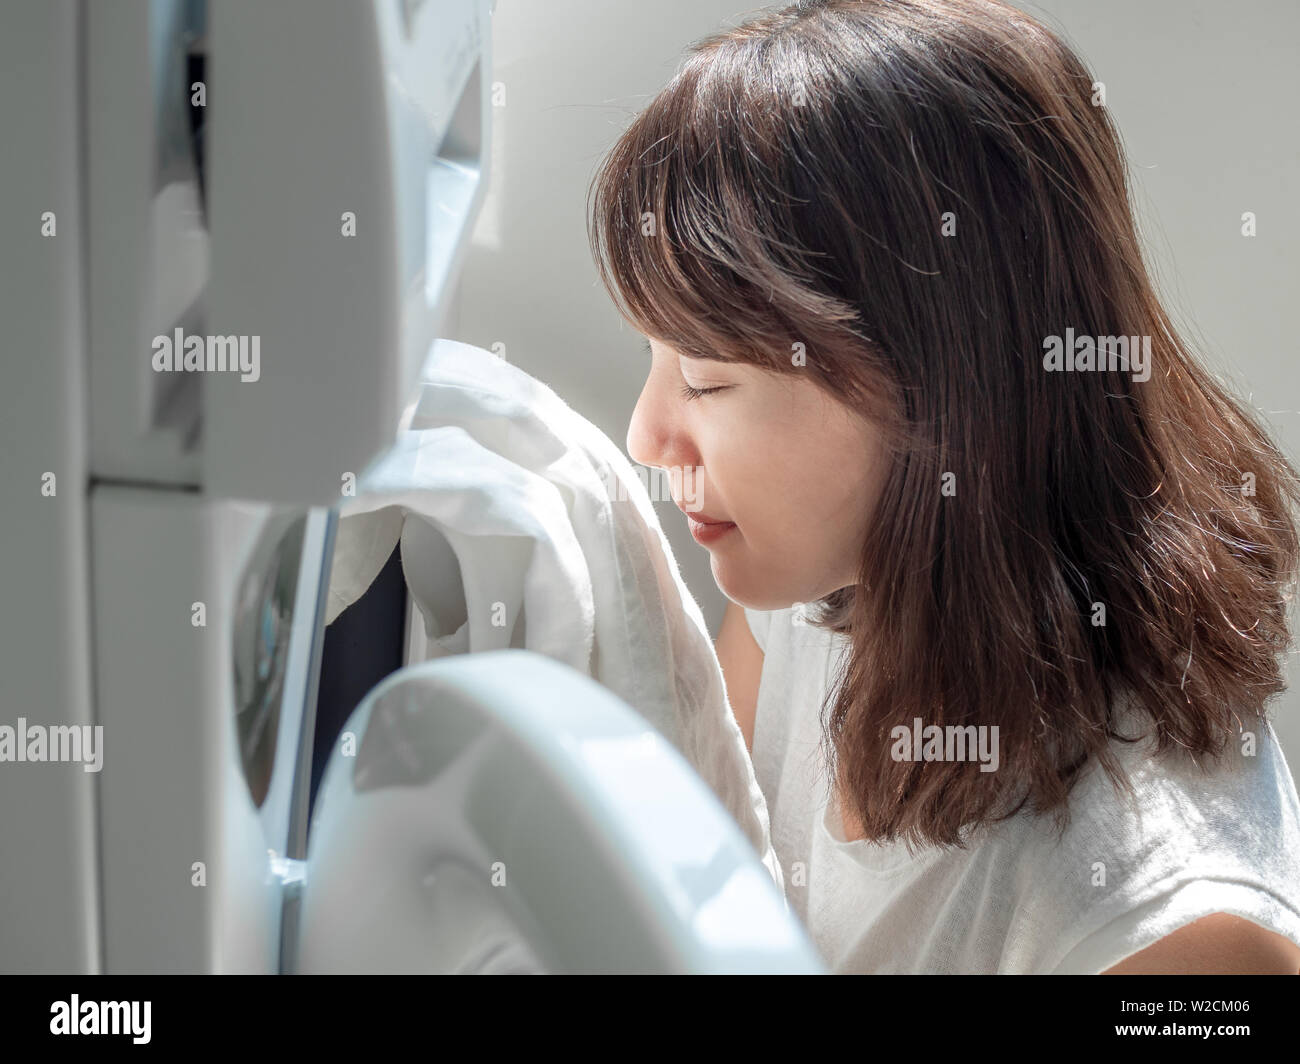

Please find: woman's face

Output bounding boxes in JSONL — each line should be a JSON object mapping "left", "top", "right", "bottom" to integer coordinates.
{"left": 627, "top": 337, "right": 890, "bottom": 611}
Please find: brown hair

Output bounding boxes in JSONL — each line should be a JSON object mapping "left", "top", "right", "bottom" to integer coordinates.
{"left": 587, "top": 0, "right": 1300, "bottom": 850}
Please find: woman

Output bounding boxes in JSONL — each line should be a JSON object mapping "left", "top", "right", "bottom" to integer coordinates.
{"left": 587, "top": 0, "right": 1300, "bottom": 973}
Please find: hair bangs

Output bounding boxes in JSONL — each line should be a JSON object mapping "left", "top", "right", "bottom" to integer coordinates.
{"left": 588, "top": 48, "right": 873, "bottom": 375}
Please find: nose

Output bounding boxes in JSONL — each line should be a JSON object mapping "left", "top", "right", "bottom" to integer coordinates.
{"left": 625, "top": 379, "right": 661, "bottom": 470}
{"left": 626, "top": 368, "right": 688, "bottom": 474}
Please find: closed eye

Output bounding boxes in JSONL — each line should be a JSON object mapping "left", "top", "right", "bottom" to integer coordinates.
{"left": 680, "top": 383, "right": 727, "bottom": 401}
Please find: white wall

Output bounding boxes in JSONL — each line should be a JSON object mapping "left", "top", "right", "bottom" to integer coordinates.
{"left": 449, "top": 0, "right": 1300, "bottom": 755}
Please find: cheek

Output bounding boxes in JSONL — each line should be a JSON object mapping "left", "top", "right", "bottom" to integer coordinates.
{"left": 699, "top": 380, "right": 882, "bottom": 535}
{"left": 694, "top": 445, "right": 764, "bottom": 523}
{"left": 745, "top": 417, "right": 881, "bottom": 552}
{"left": 728, "top": 434, "right": 836, "bottom": 541}
{"left": 704, "top": 416, "right": 883, "bottom": 604}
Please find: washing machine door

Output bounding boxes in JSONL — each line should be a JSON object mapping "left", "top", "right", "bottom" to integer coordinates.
{"left": 292, "top": 649, "right": 825, "bottom": 974}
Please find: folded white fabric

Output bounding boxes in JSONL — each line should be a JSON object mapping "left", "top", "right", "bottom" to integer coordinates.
{"left": 325, "top": 338, "right": 785, "bottom": 895}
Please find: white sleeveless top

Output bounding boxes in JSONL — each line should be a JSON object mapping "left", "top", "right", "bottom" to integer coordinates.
{"left": 744, "top": 605, "right": 1300, "bottom": 973}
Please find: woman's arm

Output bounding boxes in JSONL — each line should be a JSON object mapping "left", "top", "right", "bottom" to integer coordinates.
{"left": 715, "top": 601, "right": 763, "bottom": 755}
{"left": 1101, "top": 913, "right": 1300, "bottom": 974}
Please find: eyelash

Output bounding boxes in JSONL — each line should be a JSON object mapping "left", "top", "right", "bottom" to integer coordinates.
{"left": 680, "top": 384, "right": 726, "bottom": 401}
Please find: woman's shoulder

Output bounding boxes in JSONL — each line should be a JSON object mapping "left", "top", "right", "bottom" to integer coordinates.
{"left": 1000, "top": 693, "right": 1300, "bottom": 971}
{"left": 1043, "top": 693, "right": 1300, "bottom": 862}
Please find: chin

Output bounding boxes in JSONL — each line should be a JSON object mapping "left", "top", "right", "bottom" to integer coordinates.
{"left": 713, "top": 560, "right": 801, "bottom": 612}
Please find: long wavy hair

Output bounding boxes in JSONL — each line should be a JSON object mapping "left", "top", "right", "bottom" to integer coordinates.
{"left": 587, "top": 0, "right": 1300, "bottom": 850}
